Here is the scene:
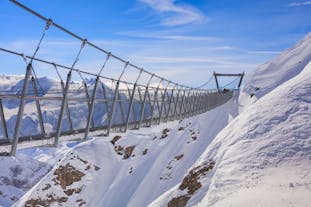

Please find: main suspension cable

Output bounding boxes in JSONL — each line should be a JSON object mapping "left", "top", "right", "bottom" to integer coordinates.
{"left": 9, "top": 0, "right": 198, "bottom": 90}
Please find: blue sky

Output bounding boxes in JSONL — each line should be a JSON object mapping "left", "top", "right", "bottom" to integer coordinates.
{"left": 0, "top": 0, "right": 311, "bottom": 87}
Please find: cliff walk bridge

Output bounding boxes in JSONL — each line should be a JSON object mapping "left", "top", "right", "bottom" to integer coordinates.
{"left": 0, "top": 0, "right": 244, "bottom": 156}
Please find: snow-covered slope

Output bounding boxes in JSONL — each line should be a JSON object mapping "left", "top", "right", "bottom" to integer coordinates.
{"left": 200, "top": 61, "right": 311, "bottom": 207}
{"left": 12, "top": 93, "right": 239, "bottom": 207}
{"left": 240, "top": 32, "right": 311, "bottom": 109}
{"left": 0, "top": 140, "right": 77, "bottom": 207}
{"left": 0, "top": 155, "right": 50, "bottom": 206}
{"left": 150, "top": 62, "right": 311, "bottom": 207}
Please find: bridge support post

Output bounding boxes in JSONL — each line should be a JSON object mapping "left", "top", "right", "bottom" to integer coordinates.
{"left": 107, "top": 62, "right": 128, "bottom": 135}
{"left": 158, "top": 84, "right": 168, "bottom": 124}
{"left": 101, "top": 84, "right": 111, "bottom": 130}
{"left": 53, "top": 64, "right": 73, "bottom": 132}
{"left": 0, "top": 99, "right": 8, "bottom": 140}
{"left": 204, "top": 93, "right": 209, "bottom": 112}
{"left": 31, "top": 77, "right": 46, "bottom": 136}
{"left": 183, "top": 90, "right": 191, "bottom": 118}
{"left": 198, "top": 91, "right": 203, "bottom": 114}
{"left": 200, "top": 92, "right": 206, "bottom": 113}
{"left": 83, "top": 82, "right": 95, "bottom": 129}
{"left": 189, "top": 90, "right": 195, "bottom": 117}
{"left": 124, "top": 83, "right": 137, "bottom": 132}
{"left": 193, "top": 91, "right": 198, "bottom": 115}
{"left": 117, "top": 91, "right": 126, "bottom": 131}
{"left": 146, "top": 88, "right": 153, "bottom": 126}
{"left": 59, "top": 79, "right": 73, "bottom": 132}
{"left": 10, "top": 63, "right": 32, "bottom": 156}
{"left": 181, "top": 89, "right": 188, "bottom": 119}
{"left": 54, "top": 71, "right": 72, "bottom": 147}
{"left": 193, "top": 91, "right": 199, "bottom": 115}
{"left": 136, "top": 87, "right": 143, "bottom": 126}
{"left": 137, "top": 87, "right": 147, "bottom": 129}
{"left": 175, "top": 89, "right": 185, "bottom": 120}
{"left": 107, "top": 80, "right": 120, "bottom": 136}
{"left": 181, "top": 90, "right": 187, "bottom": 119}
{"left": 238, "top": 72, "right": 245, "bottom": 89}
{"left": 137, "top": 75, "right": 154, "bottom": 129}
{"left": 214, "top": 72, "right": 220, "bottom": 92}
{"left": 129, "top": 87, "right": 138, "bottom": 128}
{"left": 84, "top": 77, "right": 99, "bottom": 140}
{"left": 197, "top": 91, "right": 204, "bottom": 115}
{"left": 149, "top": 79, "right": 163, "bottom": 127}
{"left": 172, "top": 87, "right": 181, "bottom": 121}
{"left": 197, "top": 91, "right": 203, "bottom": 114}
{"left": 164, "top": 84, "right": 177, "bottom": 122}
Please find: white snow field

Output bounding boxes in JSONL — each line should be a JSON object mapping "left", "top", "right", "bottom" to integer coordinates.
{"left": 0, "top": 32, "right": 310, "bottom": 206}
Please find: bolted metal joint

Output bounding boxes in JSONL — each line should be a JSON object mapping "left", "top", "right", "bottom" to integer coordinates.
{"left": 45, "top": 18, "right": 53, "bottom": 30}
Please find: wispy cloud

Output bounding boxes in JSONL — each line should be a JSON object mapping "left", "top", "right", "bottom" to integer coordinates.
{"left": 288, "top": 1, "right": 311, "bottom": 7}
{"left": 139, "top": 0, "right": 206, "bottom": 26}
{"left": 248, "top": 50, "right": 281, "bottom": 55}
{"left": 117, "top": 30, "right": 217, "bottom": 41}
{"left": 137, "top": 55, "right": 259, "bottom": 68}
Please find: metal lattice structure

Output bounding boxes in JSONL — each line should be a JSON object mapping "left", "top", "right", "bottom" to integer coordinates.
{"left": 0, "top": 0, "right": 240, "bottom": 156}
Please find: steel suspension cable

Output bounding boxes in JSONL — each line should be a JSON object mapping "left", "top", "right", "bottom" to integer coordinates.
{"left": 1, "top": 47, "right": 215, "bottom": 92}
{"left": 221, "top": 76, "right": 240, "bottom": 89}
{"left": 195, "top": 74, "right": 214, "bottom": 89}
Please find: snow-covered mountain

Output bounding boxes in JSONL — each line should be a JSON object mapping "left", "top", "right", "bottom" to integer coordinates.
{"left": 240, "top": 32, "right": 311, "bottom": 109}
{"left": 150, "top": 32, "right": 311, "bottom": 207}
{"left": 150, "top": 60, "right": 311, "bottom": 207}
{"left": 0, "top": 77, "right": 147, "bottom": 138}
{"left": 0, "top": 75, "right": 23, "bottom": 91}
{"left": 1, "top": 32, "right": 311, "bottom": 207}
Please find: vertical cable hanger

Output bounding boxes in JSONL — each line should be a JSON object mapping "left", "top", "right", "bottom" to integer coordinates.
{"left": 95, "top": 52, "right": 111, "bottom": 97}
{"left": 71, "top": 38, "right": 87, "bottom": 71}
{"left": 68, "top": 39, "right": 88, "bottom": 94}
{"left": 29, "top": 18, "right": 53, "bottom": 95}
{"left": 98, "top": 52, "right": 111, "bottom": 77}
{"left": 106, "top": 61, "right": 130, "bottom": 135}
{"left": 30, "top": 19, "right": 52, "bottom": 63}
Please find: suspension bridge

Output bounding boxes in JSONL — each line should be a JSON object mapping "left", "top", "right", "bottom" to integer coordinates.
{"left": 0, "top": 0, "right": 244, "bottom": 156}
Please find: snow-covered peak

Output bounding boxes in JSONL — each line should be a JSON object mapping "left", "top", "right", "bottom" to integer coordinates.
{"left": 240, "top": 32, "right": 311, "bottom": 107}
{"left": 0, "top": 74, "right": 24, "bottom": 91}
{"left": 0, "top": 75, "right": 61, "bottom": 94}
